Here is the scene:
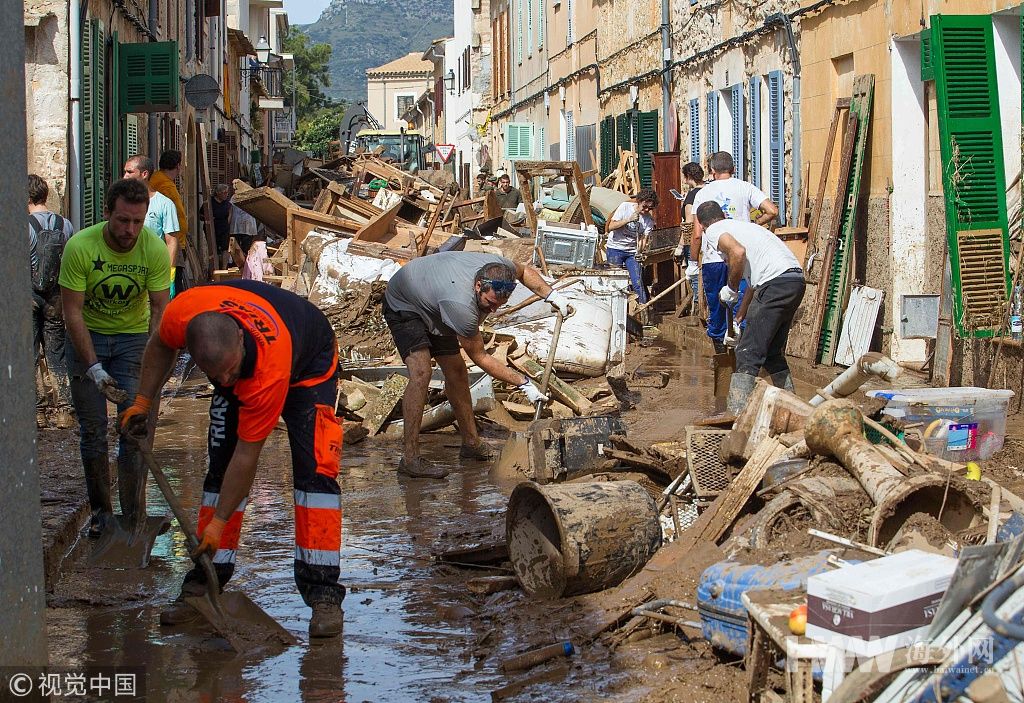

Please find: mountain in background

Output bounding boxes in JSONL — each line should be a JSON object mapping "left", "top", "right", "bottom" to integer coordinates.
{"left": 299, "top": 0, "right": 453, "bottom": 104}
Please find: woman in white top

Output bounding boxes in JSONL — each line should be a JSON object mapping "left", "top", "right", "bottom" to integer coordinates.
{"left": 605, "top": 188, "right": 658, "bottom": 303}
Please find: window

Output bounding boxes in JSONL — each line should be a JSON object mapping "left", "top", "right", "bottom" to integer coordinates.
{"left": 706, "top": 91, "right": 718, "bottom": 154}
{"left": 689, "top": 98, "right": 700, "bottom": 163}
{"left": 749, "top": 77, "right": 762, "bottom": 188}
{"left": 767, "top": 70, "right": 786, "bottom": 223}
{"left": 567, "top": 0, "right": 574, "bottom": 44}
{"left": 396, "top": 94, "right": 415, "bottom": 120}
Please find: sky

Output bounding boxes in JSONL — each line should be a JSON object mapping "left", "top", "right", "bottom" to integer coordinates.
{"left": 282, "top": 0, "right": 331, "bottom": 26}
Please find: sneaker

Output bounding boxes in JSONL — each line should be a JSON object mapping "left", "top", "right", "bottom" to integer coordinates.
{"left": 459, "top": 442, "right": 494, "bottom": 461}
{"left": 159, "top": 598, "right": 201, "bottom": 626}
{"left": 309, "top": 602, "right": 344, "bottom": 638}
{"left": 397, "top": 457, "right": 450, "bottom": 479}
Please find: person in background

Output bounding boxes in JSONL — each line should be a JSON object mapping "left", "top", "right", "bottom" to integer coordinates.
{"left": 210, "top": 184, "right": 232, "bottom": 270}
{"left": 674, "top": 162, "right": 705, "bottom": 311}
{"left": 151, "top": 150, "right": 188, "bottom": 295}
{"left": 605, "top": 188, "right": 658, "bottom": 304}
{"left": 123, "top": 155, "right": 180, "bottom": 276}
{"left": 28, "top": 174, "right": 76, "bottom": 429}
{"left": 691, "top": 151, "right": 778, "bottom": 353}
{"left": 697, "top": 201, "right": 805, "bottom": 413}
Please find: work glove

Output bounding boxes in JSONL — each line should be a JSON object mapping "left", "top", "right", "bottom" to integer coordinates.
{"left": 118, "top": 394, "right": 152, "bottom": 437}
{"left": 191, "top": 516, "right": 227, "bottom": 559}
{"left": 719, "top": 286, "right": 739, "bottom": 305}
{"left": 519, "top": 380, "right": 549, "bottom": 404}
{"left": 86, "top": 362, "right": 127, "bottom": 403}
{"left": 545, "top": 290, "right": 571, "bottom": 316}
{"left": 673, "top": 245, "right": 685, "bottom": 259}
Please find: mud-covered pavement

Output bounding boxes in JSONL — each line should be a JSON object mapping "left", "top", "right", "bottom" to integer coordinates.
{"left": 43, "top": 321, "right": 754, "bottom": 702}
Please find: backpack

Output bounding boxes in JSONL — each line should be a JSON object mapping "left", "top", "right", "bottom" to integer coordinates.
{"left": 29, "top": 213, "right": 68, "bottom": 296}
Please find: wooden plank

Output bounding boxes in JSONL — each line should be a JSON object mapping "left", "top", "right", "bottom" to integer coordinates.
{"left": 509, "top": 355, "right": 592, "bottom": 415}
{"left": 419, "top": 189, "right": 448, "bottom": 256}
{"left": 805, "top": 100, "right": 849, "bottom": 281}
{"left": 362, "top": 374, "right": 409, "bottom": 435}
{"left": 573, "top": 162, "right": 594, "bottom": 227}
{"left": 516, "top": 170, "right": 538, "bottom": 237}
{"left": 355, "top": 202, "right": 402, "bottom": 243}
{"left": 285, "top": 209, "right": 361, "bottom": 265}
{"left": 231, "top": 181, "right": 296, "bottom": 236}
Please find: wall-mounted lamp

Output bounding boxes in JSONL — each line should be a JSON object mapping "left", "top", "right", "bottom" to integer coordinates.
{"left": 444, "top": 69, "right": 456, "bottom": 95}
{"left": 629, "top": 84, "right": 639, "bottom": 106}
{"left": 254, "top": 35, "right": 271, "bottom": 64}
{"left": 558, "top": 85, "right": 566, "bottom": 103}
{"left": 544, "top": 92, "right": 551, "bottom": 110}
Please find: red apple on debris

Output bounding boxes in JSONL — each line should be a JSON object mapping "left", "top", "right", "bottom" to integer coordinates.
{"left": 789, "top": 604, "right": 807, "bottom": 636}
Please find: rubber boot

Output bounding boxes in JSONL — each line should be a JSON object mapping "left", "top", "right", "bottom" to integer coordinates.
{"left": 726, "top": 373, "right": 758, "bottom": 415}
{"left": 769, "top": 370, "right": 796, "bottom": 393}
{"left": 83, "top": 454, "right": 113, "bottom": 538}
{"left": 309, "top": 602, "right": 344, "bottom": 638}
{"left": 117, "top": 450, "right": 147, "bottom": 532}
{"left": 160, "top": 581, "right": 204, "bottom": 626}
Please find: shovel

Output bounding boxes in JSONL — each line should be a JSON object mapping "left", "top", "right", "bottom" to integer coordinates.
{"left": 491, "top": 309, "right": 569, "bottom": 482}
{"left": 139, "top": 447, "right": 297, "bottom": 653}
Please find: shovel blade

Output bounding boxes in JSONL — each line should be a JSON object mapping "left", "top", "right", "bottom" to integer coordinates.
{"left": 491, "top": 432, "right": 531, "bottom": 482}
{"left": 89, "top": 515, "right": 171, "bottom": 569}
{"left": 186, "top": 591, "right": 297, "bottom": 653}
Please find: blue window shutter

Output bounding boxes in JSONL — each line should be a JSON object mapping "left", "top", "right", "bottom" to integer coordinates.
{"left": 731, "top": 83, "right": 744, "bottom": 179}
{"left": 707, "top": 92, "right": 718, "bottom": 154}
{"left": 689, "top": 98, "right": 700, "bottom": 163}
{"left": 768, "top": 70, "right": 786, "bottom": 224}
{"left": 749, "top": 76, "right": 761, "bottom": 189}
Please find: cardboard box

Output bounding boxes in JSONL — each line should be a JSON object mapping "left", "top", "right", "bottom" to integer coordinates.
{"left": 806, "top": 549, "right": 957, "bottom": 657}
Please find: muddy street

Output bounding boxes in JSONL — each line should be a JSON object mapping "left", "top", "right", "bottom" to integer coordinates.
{"left": 43, "top": 327, "right": 734, "bottom": 702}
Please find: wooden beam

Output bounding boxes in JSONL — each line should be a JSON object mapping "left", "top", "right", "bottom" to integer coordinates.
{"left": 355, "top": 202, "right": 402, "bottom": 243}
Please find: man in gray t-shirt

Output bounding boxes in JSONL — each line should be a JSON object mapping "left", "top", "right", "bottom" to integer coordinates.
{"left": 384, "top": 252, "right": 569, "bottom": 479}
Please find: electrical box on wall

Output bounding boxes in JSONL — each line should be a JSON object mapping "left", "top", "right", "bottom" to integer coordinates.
{"left": 471, "top": 33, "right": 481, "bottom": 48}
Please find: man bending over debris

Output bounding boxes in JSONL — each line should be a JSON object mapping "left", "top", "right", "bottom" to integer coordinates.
{"left": 384, "top": 252, "right": 569, "bottom": 479}
{"left": 696, "top": 201, "right": 805, "bottom": 414}
{"left": 120, "top": 280, "right": 346, "bottom": 638}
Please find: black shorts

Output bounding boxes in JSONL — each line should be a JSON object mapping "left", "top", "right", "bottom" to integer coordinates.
{"left": 382, "top": 299, "right": 461, "bottom": 360}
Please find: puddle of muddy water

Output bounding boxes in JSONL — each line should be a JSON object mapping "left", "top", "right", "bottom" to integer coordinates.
{"left": 45, "top": 323, "right": 733, "bottom": 702}
{"left": 47, "top": 377, "right": 512, "bottom": 702}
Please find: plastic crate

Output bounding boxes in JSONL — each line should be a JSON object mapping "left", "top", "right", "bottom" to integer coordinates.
{"left": 867, "top": 387, "right": 1014, "bottom": 462}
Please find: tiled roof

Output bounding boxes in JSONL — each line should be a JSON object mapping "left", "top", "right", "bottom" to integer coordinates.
{"left": 367, "top": 52, "right": 433, "bottom": 77}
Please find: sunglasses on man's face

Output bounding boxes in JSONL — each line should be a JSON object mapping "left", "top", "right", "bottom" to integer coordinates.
{"left": 482, "top": 279, "right": 517, "bottom": 297}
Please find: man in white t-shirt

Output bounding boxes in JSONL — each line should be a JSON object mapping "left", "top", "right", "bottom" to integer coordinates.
{"left": 606, "top": 188, "right": 658, "bottom": 303}
{"left": 691, "top": 151, "right": 779, "bottom": 352}
{"left": 697, "top": 201, "right": 804, "bottom": 413}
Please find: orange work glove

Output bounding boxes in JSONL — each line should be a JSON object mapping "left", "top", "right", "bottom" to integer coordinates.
{"left": 118, "top": 394, "right": 152, "bottom": 437}
{"left": 191, "top": 516, "right": 227, "bottom": 559}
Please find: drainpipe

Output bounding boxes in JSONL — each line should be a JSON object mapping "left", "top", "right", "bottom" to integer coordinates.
{"left": 69, "top": 0, "right": 83, "bottom": 228}
{"left": 424, "top": 94, "right": 437, "bottom": 158}
{"left": 148, "top": 0, "right": 159, "bottom": 155}
{"left": 661, "top": 0, "right": 671, "bottom": 149}
{"left": 770, "top": 13, "right": 801, "bottom": 227}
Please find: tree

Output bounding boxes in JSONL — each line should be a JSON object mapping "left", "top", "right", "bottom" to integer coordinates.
{"left": 294, "top": 108, "right": 344, "bottom": 158}
{"left": 282, "top": 28, "right": 336, "bottom": 123}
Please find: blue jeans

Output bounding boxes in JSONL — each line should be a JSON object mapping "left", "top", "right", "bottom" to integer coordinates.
{"left": 702, "top": 262, "right": 747, "bottom": 342}
{"left": 67, "top": 331, "right": 148, "bottom": 463}
{"left": 607, "top": 248, "right": 648, "bottom": 304}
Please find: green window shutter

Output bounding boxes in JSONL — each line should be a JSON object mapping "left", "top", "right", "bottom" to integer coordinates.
{"left": 599, "top": 115, "right": 615, "bottom": 178}
{"left": 119, "top": 41, "right": 179, "bottom": 113}
{"left": 920, "top": 32, "right": 934, "bottom": 81}
{"left": 126, "top": 114, "right": 140, "bottom": 157}
{"left": 80, "top": 18, "right": 97, "bottom": 227}
{"left": 616, "top": 112, "right": 631, "bottom": 156}
{"left": 637, "top": 109, "right": 658, "bottom": 188}
{"left": 94, "top": 20, "right": 107, "bottom": 226}
{"left": 504, "top": 122, "right": 534, "bottom": 160}
{"left": 931, "top": 14, "right": 1010, "bottom": 337}
{"left": 537, "top": 0, "right": 543, "bottom": 48}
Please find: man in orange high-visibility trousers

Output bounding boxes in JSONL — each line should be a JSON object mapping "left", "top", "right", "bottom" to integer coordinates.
{"left": 120, "top": 280, "right": 345, "bottom": 637}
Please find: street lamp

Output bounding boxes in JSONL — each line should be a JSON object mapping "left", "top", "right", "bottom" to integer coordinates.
{"left": 444, "top": 69, "right": 455, "bottom": 95}
{"left": 255, "top": 35, "right": 271, "bottom": 64}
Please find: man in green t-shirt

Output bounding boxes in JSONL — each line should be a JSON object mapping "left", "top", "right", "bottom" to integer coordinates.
{"left": 59, "top": 178, "right": 171, "bottom": 538}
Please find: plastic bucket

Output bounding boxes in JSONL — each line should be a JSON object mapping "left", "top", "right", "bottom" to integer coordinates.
{"left": 506, "top": 481, "right": 662, "bottom": 599}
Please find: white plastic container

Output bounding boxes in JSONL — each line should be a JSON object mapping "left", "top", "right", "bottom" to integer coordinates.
{"left": 866, "top": 387, "right": 1015, "bottom": 462}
